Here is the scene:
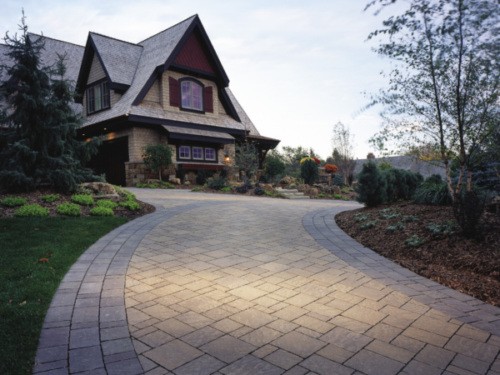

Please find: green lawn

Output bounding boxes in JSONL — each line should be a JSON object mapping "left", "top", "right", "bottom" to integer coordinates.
{"left": 0, "top": 216, "right": 127, "bottom": 375}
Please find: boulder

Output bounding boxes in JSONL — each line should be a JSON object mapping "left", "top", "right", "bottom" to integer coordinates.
{"left": 79, "top": 182, "right": 118, "bottom": 197}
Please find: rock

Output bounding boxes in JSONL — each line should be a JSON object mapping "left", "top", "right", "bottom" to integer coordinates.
{"left": 333, "top": 186, "right": 342, "bottom": 195}
{"left": 169, "top": 177, "right": 181, "bottom": 185}
{"left": 279, "top": 176, "right": 296, "bottom": 186}
{"left": 184, "top": 181, "right": 191, "bottom": 186}
{"left": 79, "top": 182, "right": 118, "bottom": 197}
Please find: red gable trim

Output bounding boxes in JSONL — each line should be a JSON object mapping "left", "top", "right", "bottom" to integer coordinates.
{"left": 173, "top": 32, "right": 215, "bottom": 74}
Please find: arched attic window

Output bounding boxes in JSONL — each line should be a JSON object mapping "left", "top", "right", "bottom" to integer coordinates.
{"left": 169, "top": 77, "right": 213, "bottom": 113}
{"left": 181, "top": 78, "right": 203, "bottom": 111}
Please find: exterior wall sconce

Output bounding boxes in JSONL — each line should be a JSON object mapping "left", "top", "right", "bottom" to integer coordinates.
{"left": 224, "top": 152, "right": 231, "bottom": 164}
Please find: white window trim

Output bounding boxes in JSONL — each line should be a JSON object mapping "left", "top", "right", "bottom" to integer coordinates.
{"left": 204, "top": 147, "right": 216, "bottom": 161}
{"left": 179, "top": 145, "right": 191, "bottom": 159}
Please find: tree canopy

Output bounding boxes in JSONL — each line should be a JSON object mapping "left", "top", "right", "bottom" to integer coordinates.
{"left": 366, "top": 0, "right": 499, "bottom": 199}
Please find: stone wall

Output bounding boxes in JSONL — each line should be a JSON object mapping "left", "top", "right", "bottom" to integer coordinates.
{"left": 125, "top": 162, "right": 176, "bottom": 186}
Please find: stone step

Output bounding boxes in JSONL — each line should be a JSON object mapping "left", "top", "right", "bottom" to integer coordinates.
{"left": 276, "top": 188, "right": 310, "bottom": 199}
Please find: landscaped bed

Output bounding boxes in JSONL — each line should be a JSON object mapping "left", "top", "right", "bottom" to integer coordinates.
{"left": 335, "top": 202, "right": 500, "bottom": 306}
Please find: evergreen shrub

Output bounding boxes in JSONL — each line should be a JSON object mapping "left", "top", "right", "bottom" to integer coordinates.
{"left": 356, "top": 162, "right": 386, "bottom": 207}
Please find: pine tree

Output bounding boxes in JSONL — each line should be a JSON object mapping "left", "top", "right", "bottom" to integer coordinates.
{"left": 0, "top": 14, "right": 98, "bottom": 193}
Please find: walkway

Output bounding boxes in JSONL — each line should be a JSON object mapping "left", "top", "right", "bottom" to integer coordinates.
{"left": 34, "top": 189, "right": 500, "bottom": 375}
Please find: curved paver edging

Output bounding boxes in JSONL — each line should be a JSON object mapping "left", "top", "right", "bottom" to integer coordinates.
{"left": 304, "top": 208, "right": 500, "bottom": 335}
{"left": 33, "top": 201, "right": 222, "bottom": 374}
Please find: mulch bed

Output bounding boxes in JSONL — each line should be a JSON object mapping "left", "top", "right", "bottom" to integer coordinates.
{"left": 335, "top": 202, "right": 500, "bottom": 306}
{"left": 0, "top": 190, "right": 155, "bottom": 219}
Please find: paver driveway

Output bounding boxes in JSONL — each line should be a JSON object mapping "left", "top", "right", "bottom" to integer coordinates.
{"left": 34, "top": 189, "right": 500, "bottom": 375}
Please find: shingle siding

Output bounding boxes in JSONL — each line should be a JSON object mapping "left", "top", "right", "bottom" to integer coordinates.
{"left": 88, "top": 54, "right": 106, "bottom": 84}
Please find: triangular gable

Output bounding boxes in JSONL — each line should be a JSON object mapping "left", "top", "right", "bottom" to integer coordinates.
{"left": 75, "top": 35, "right": 111, "bottom": 103}
{"left": 172, "top": 32, "right": 215, "bottom": 74}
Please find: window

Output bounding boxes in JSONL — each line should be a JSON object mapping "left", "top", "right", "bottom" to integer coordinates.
{"left": 86, "top": 81, "right": 110, "bottom": 114}
{"left": 180, "top": 79, "right": 203, "bottom": 111}
{"left": 179, "top": 145, "right": 191, "bottom": 159}
{"left": 204, "top": 148, "right": 216, "bottom": 161}
{"left": 177, "top": 146, "right": 218, "bottom": 162}
{"left": 192, "top": 147, "right": 203, "bottom": 160}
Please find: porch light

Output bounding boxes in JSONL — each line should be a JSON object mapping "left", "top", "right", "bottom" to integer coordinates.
{"left": 224, "top": 152, "right": 230, "bottom": 164}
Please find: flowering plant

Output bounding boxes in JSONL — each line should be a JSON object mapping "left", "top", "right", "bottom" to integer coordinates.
{"left": 300, "top": 156, "right": 321, "bottom": 165}
{"left": 324, "top": 164, "right": 338, "bottom": 173}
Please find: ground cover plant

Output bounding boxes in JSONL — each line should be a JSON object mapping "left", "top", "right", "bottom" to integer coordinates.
{"left": 0, "top": 216, "right": 127, "bottom": 374}
{"left": 336, "top": 202, "right": 500, "bottom": 306}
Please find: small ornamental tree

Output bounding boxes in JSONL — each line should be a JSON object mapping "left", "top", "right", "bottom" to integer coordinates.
{"left": 264, "top": 150, "right": 286, "bottom": 182}
{"left": 142, "top": 144, "right": 173, "bottom": 181}
{"left": 235, "top": 141, "right": 259, "bottom": 180}
{"left": 300, "top": 157, "right": 320, "bottom": 185}
{"left": 356, "top": 161, "right": 386, "bottom": 207}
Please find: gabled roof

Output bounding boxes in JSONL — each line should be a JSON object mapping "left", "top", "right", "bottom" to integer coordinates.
{"left": 78, "top": 15, "right": 258, "bottom": 135}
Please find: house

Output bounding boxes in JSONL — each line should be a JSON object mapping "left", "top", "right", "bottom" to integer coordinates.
{"left": 0, "top": 15, "right": 279, "bottom": 186}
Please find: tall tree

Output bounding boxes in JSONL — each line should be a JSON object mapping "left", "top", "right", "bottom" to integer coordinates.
{"left": 331, "top": 122, "right": 356, "bottom": 185}
{"left": 0, "top": 14, "right": 98, "bottom": 192}
{"left": 366, "top": 0, "right": 499, "bottom": 201}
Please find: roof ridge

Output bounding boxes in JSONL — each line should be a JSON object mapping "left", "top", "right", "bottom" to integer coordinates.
{"left": 138, "top": 14, "right": 197, "bottom": 44}
{"left": 28, "top": 32, "right": 84, "bottom": 48}
{"left": 89, "top": 31, "right": 142, "bottom": 48}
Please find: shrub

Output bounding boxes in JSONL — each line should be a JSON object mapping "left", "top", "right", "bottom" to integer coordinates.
{"left": 235, "top": 184, "right": 248, "bottom": 194}
{"left": 136, "top": 181, "right": 175, "bottom": 189}
{"left": 90, "top": 206, "right": 114, "bottom": 216}
{"left": 196, "top": 170, "right": 214, "bottom": 185}
{"left": 56, "top": 202, "right": 81, "bottom": 216}
{"left": 115, "top": 186, "right": 136, "bottom": 201}
{"left": 356, "top": 162, "right": 386, "bottom": 207}
{"left": 383, "top": 168, "right": 423, "bottom": 203}
{"left": 207, "top": 176, "right": 227, "bottom": 190}
{"left": 300, "top": 159, "right": 319, "bottom": 185}
{"left": 97, "top": 199, "right": 118, "bottom": 209}
{"left": 119, "top": 200, "right": 140, "bottom": 211}
{"left": 324, "top": 164, "right": 338, "bottom": 174}
{"left": 71, "top": 194, "right": 94, "bottom": 206}
{"left": 360, "top": 220, "right": 378, "bottom": 230}
{"left": 41, "top": 194, "right": 60, "bottom": 203}
{"left": 354, "top": 213, "right": 369, "bottom": 222}
{"left": 254, "top": 186, "right": 265, "bottom": 196}
{"left": 379, "top": 208, "right": 400, "bottom": 220}
{"left": 0, "top": 196, "right": 27, "bottom": 207}
{"left": 413, "top": 175, "right": 452, "bottom": 205}
{"left": 386, "top": 222, "right": 405, "bottom": 233}
{"left": 426, "top": 221, "right": 457, "bottom": 237}
{"left": 405, "top": 234, "right": 425, "bottom": 247}
{"left": 14, "top": 204, "right": 49, "bottom": 217}
{"left": 264, "top": 154, "right": 286, "bottom": 181}
{"left": 220, "top": 186, "right": 232, "bottom": 193}
{"left": 333, "top": 174, "right": 344, "bottom": 186}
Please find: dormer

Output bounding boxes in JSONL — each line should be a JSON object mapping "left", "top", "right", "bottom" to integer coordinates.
{"left": 75, "top": 32, "right": 142, "bottom": 115}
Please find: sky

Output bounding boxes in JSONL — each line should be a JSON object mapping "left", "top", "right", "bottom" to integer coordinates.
{"left": 1, "top": 0, "right": 402, "bottom": 159}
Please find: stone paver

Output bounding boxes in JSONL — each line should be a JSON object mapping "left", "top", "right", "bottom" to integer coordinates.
{"left": 34, "top": 189, "right": 500, "bottom": 374}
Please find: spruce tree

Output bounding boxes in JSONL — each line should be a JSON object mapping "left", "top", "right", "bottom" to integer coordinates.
{"left": 0, "top": 14, "right": 98, "bottom": 193}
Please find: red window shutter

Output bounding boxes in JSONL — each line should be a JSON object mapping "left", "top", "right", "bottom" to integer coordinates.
{"left": 169, "top": 77, "right": 180, "bottom": 107}
{"left": 204, "top": 86, "right": 213, "bottom": 113}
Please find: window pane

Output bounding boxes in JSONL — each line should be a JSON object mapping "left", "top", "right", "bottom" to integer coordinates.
{"left": 180, "top": 80, "right": 203, "bottom": 111}
{"left": 94, "top": 85, "right": 102, "bottom": 111}
{"left": 205, "top": 148, "right": 216, "bottom": 161}
{"left": 179, "top": 146, "right": 190, "bottom": 159}
{"left": 192, "top": 147, "right": 203, "bottom": 160}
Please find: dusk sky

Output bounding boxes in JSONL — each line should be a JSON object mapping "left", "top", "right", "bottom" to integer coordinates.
{"left": 1, "top": 0, "right": 404, "bottom": 159}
